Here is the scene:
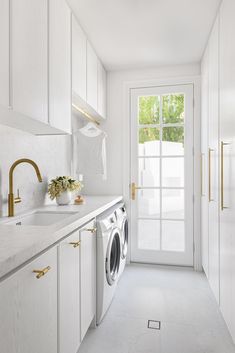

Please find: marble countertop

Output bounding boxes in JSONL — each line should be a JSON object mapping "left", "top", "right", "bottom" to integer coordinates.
{"left": 0, "top": 195, "right": 123, "bottom": 280}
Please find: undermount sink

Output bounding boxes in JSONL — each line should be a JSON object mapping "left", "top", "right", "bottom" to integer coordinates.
{"left": 5, "top": 211, "right": 77, "bottom": 226}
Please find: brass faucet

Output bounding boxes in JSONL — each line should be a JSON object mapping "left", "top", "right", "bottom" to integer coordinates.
{"left": 8, "top": 159, "right": 43, "bottom": 217}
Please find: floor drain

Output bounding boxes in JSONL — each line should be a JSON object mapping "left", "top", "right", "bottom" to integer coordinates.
{"left": 147, "top": 320, "right": 161, "bottom": 330}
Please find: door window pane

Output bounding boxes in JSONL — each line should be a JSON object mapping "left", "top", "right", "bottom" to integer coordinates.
{"left": 162, "top": 158, "right": 184, "bottom": 187}
{"left": 138, "top": 96, "right": 160, "bottom": 124}
{"left": 162, "top": 221, "right": 185, "bottom": 251}
{"left": 162, "top": 127, "right": 184, "bottom": 156}
{"left": 138, "top": 219, "right": 160, "bottom": 250}
{"left": 162, "top": 94, "right": 184, "bottom": 124}
{"left": 138, "top": 158, "right": 160, "bottom": 187}
{"left": 138, "top": 128, "right": 160, "bottom": 156}
{"left": 138, "top": 189, "right": 160, "bottom": 218}
{"left": 162, "top": 189, "right": 184, "bottom": 219}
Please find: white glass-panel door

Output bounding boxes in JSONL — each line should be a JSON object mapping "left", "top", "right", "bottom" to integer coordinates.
{"left": 130, "top": 85, "right": 194, "bottom": 266}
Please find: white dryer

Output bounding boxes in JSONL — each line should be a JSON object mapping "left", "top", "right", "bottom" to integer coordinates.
{"left": 96, "top": 209, "right": 121, "bottom": 325}
{"left": 115, "top": 203, "right": 128, "bottom": 278}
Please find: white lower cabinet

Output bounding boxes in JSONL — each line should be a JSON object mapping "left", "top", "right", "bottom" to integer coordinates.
{"left": 0, "top": 247, "right": 57, "bottom": 353}
{"left": 80, "top": 220, "right": 96, "bottom": 340}
{"left": 59, "top": 230, "right": 81, "bottom": 353}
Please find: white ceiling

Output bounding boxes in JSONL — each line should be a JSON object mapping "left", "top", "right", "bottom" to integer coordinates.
{"left": 67, "top": 0, "right": 221, "bottom": 71}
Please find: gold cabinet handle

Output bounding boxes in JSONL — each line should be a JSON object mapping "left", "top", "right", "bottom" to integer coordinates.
{"left": 33, "top": 266, "right": 51, "bottom": 279}
{"left": 69, "top": 240, "right": 81, "bottom": 248}
{"left": 131, "top": 182, "right": 142, "bottom": 200}
{"left": 208, "top": 148, "right": 215, "bottom": 202}
{"left": 84, "top": 228, "right": 97, "bottom": 233}
{"left": 221, "top": 141, "right": 231, "bottom": 211}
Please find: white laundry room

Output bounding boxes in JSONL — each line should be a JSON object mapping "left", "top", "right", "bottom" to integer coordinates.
{"left": 0, "top": 0, "right": 235, "bottom": 352}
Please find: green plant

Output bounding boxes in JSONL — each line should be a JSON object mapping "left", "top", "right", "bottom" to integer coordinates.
{"left": 48, "top": 176, "right": 82, "bottom": 200}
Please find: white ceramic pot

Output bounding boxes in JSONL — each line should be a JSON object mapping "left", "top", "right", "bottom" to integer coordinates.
{"left": 56, "top": 190, "right": 72, "bottom": 205}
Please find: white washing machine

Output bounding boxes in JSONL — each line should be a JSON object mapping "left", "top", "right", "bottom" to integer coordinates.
{"left": 96, "top": 209, "right": 121, "bottom": 325}
{"left": 115, "top": 203, "right": 128, "bottom": 278}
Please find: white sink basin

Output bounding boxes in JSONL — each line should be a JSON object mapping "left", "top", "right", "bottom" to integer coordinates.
{"left": 5, "top": 211, "right": 77, "bottom": 226}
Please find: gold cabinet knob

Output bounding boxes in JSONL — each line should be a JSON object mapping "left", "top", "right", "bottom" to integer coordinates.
{"left": 84, "top": 228, "right": 97, "bottom": 233}
{"left": 69, "top": 240, "right": 81, "bottom": 248}
{"left": 33, "top": 266, "right": 51, "bottom": 279}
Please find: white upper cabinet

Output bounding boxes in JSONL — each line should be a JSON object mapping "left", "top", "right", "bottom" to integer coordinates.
{"left": 49, "top": 0, "right": 71, "bottom": 134}
{"left": 98, "top": 59, "right": 107, "bottom": 119}
{"left": 0, "top": 0, "right": 9, "bottom": 108}
{"left": 87, "top": 41, "right": 98, "bottom": 111}
{"left": 72, "top": 15, "right": 87, "bottom": 102}
{"left": 11, "top": 0, "right": 48, "bottom": 124}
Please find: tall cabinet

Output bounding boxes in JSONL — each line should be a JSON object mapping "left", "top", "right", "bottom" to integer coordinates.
{"left": 201, "top": 0, "right": 235, "bottom": 341}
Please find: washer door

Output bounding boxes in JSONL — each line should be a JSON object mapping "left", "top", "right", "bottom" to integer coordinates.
{"left": 121, "top": 218, "right": 128, "bottom": 259}
{"left": 106, "top": 228, "right": 121, "bottom": 286}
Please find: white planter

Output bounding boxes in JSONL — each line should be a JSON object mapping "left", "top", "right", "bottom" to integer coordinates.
{"left": 56, "top": 191, "right": 72, "bottom": 205}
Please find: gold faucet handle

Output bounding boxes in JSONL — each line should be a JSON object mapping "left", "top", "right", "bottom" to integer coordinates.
{"left": 14, "top": 189, "right": 21, "bottom": 204}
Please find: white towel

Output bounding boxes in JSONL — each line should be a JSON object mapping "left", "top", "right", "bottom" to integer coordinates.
{"left": 73, "top": 123, "right": 107, "bottom": 180}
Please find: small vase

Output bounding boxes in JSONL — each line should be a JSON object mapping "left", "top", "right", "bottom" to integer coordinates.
{"left": 56, "top": 191, "right": 72, "bottom": 205}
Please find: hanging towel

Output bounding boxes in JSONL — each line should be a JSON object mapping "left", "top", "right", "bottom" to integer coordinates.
{"left": 73, "top": 124, "right": 107, "bottom": 180}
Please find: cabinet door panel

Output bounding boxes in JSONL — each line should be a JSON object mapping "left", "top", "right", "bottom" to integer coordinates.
{"left": 80, "top": 220, "right": 96, "bottom": 340}
{"left": 0, "top": 247, "right": 57, "bottom": 353}
{"left": 11, "top": 0, "right": 48, "bottom": 123}
{"left": 0, "top": 0, "right": 9, "bottom": 108}
{"left": 59, "top": 231, "right": 81, "bottom": 353}
{"left": 220, "top": 0, "right": 235, "bottom": 341}
{"left": 87, "top": 42, "right": 98, "bottom": 111}
{"left": 72, "top": 15, "right": 87, "bottom": 102}
{"left": 98, "top": 60, "right": 107, "bottom": 119}
{"left": 208, "top": 16, "right": 220, "bottom": 304}
{"left": 49, "top": 0, "right": 71, "bottom": 134}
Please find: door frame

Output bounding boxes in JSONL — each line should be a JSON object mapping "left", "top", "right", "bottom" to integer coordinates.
{"left": 122, "top": 75, "right": 201, "bottom": 271}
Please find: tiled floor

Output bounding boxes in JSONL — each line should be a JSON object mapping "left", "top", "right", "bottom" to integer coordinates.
{"left": 79, "top": 264, "right": 235, "bottom": 353}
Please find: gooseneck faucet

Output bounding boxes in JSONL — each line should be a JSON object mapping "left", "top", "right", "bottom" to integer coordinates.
{"left": 8, "top": 158, "right": 43, "bottom": 217}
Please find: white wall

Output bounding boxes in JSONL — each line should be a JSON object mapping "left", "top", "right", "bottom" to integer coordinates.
{"left": 0, "top": 125, "right": 71, "bottom": 217}
{"left": 83, "top": 63, "right": 201, "bottom": 196}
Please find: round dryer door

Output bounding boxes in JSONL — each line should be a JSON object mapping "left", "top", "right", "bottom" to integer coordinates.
{"left": 106, "top": 228, "right": 121, "bottom": 286}
{"left": 121, "top": 218, "right": 128, "bottom": 259}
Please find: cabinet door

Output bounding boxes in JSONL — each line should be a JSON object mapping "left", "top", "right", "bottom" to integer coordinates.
{"left": 59, "top": 230, "right": 81, "bottom": 353}
{"left": 0, "top": 0, "right": 9, "bottom": 108}
{"left": 98, "top": 60, "right": 107, "bottom": 119}
{"left": 0, "top": 247, "right": 57, "bottom": 353}
{"left": 72, "top": 15, "right": 87, "bottom": 102}
{"left": 219, "top": 0, "right": 235, "bottom": 341}
{"left": 11, "top": 0, "right": 48, "bottom": 123}
{"left": 49, "top": 0, "right": 71, "bottom": 134}
{"left": 201, "top": 47, "right": 209, "bottom": 278}
{"left": 87, "top": 42, "right": 98, "bottom": 111}
{"left": 208, "top": 16, "right": 220, "bottom": 304}
{"left": 80, "top": 220, "right": 96, "bottom": 340}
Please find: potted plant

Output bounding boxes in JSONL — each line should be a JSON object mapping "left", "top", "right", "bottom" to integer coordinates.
{"left": 48, "top": 176, "right": 83, "bottom": 205}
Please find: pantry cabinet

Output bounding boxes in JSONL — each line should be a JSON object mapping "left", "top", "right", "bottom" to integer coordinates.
{"left": 80, "top": 220, "right": 96, "bottom": 340}
{"left": 87, "top": 41, "right": 98, "bottom": 112}
{"left": 59, "top": 230, "right": 81, "bottom": 353}
{"left": 72, "top": 15, "right": 87, "bottom": 102}
{"left": 11, "top": 0, "right": 48, "bottom": 124}
{"left": 0, "top": 247, "right": 57, "bottom": 353}
{"left": 0, "top": 0, "right": 9, "bottom": 108}
{"left": 49, "top": 0, "right": 71, "bottom": 134}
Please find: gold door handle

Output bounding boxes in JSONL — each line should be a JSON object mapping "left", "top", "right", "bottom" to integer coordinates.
{"left": 69, "top": 240, "right": 81, "bottom": 248}
{"left": 208, "top": 148, "right": 215, "bottom": 202}
{"left": 131, "top": 182, "right": 142, "bottom": 200}
{"left": 33, "top": 266, "right": 51, "bottom": 279}
{"left": 221, "top": 141, "right": 231, "bottom": 211}
{"left": 84, "top": 228, "right": 97, "bottom": 233}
